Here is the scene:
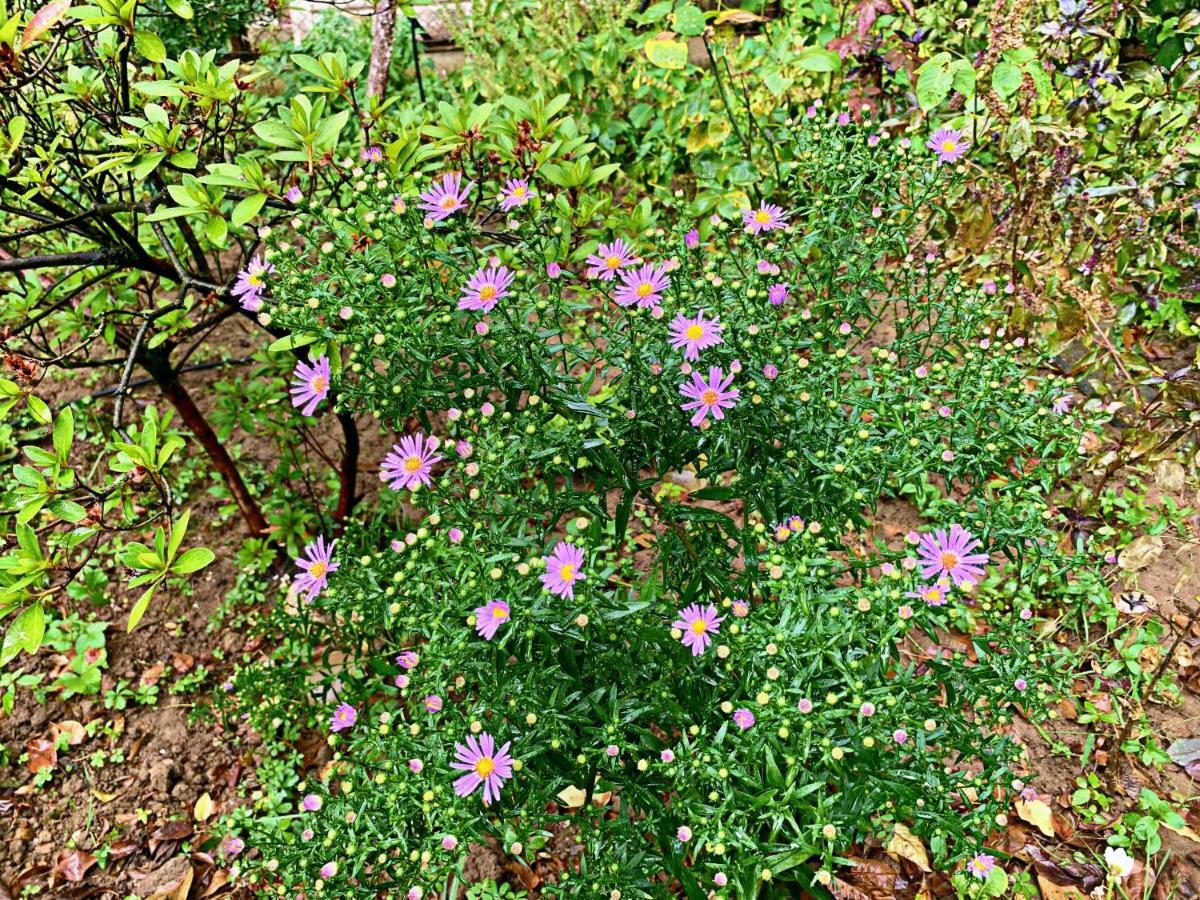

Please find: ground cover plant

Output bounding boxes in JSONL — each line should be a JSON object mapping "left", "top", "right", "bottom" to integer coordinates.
{"left": 1, "top": 0, "right": 1199, "bottom": 897}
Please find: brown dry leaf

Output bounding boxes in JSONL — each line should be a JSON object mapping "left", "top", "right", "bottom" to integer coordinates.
{"left": 27, "top": 738, "right": 57, "bottom": 774}
{"left": 1154, "top": 459, "right": 1186, "bottom": 493}
{"left": 51, "top": 720, "right": 87, "bottom": 746}
{"left": 140, "top": 662, "right": 166, "bottom": 688}
{"left": 1016, "top": 798, "right": 1055, "bottom": 837}
{"left": 1162, "top": 821, "right": 1200, "bottom": 845}
{"left": 203, "top": 868, "right": 229, "bottom": 897}
{"left": 51, "top": 849, "right": 96, "bottom": 884}
{"left": 886, "top": 823, "right": 931, "bottom": 872}
{"left": 1118, "top": 535, "right": 1164, "bottom": 571}
{"left": 193, "top": 791, "right": 215, "bottom": 822}
{"left": 145, "top": 859, "right": 194, "bottom": 900}
{"left": 1037, "top": 875, "right": 1087, "bottom": 899}
{"left": 554, "top": 785, "right": 612, "bottom": 808}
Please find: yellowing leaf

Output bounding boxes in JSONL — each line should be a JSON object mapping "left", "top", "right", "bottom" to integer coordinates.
{"left": 1037, "top": 875, "right": 1087, "bottom": 899}
{"left": 555, "top": 784, "right": 612, "bottom": 807}
{"left": 886, "top": 822, "right": 931, "bottom": 872}
{"left": 714, "top": 9, "right": 762, "bottom": 24}
{"left": 1163, "top": 821, "right": 1200, "bottom": 845}
{"left": 643, "top": 32, "right": 689, "bottom": 69}
{"left": 91, "top": 788, "right": 119, "bottom": 803}
{"left": 1016, "top": 797, "right": 1055, "bottom": 837}
{"left": 193, "top": 791, "right": 214, "bottom": 822}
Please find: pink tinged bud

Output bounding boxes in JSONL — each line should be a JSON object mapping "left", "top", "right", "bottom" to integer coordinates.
{"left": 442, "top": 835, "right": 458, "bottom": 851}
{"left": 892, "top": 729, "right": 908, "bottom": 744}
{"left": 797, "top": 699, "right": 813, "bottom": 713}
{"left": 677, "top": 826, "right": 692, "bottom": 842}
{"left": 381, "top": 273, "right": 396, "bottom": 288}
{"left": 606, "top": 744, "right": 619, "bottom": 757}
{"left": 475, "top": 321, "right": 489, "bottom": 336}
{"left": 320, "top": 862, "right": 337, "bottom": 879}
{"left": 714, "top": 873, "right": 728, "bottom": 887}
{"left": 448, "top": 528, "right": 464, "bottom": 543}
{"left": 408, "top": 758, "right": 423, "bottom": 773}
{"left": 302, "top": 793, "right": 322, "bottom": 811}
{"left": 859, "top": 702, "right": 875, "bottom": 717}
{"left": 660, "top": 749, "right": 675, "bottom": 762}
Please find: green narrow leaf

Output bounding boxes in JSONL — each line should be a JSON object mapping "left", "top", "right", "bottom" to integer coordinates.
{"left": 230, "top": 192, "right": 268, "bottom": 227}
{"left": 52, "top": 407, "right": 73, "bottom": 463}
{"left": 126, "top": 585, "right": 158, "bottom": 632}
{"left": 134, "top": 29, "right": 166, "bottom": 62}
{"left": 167, "top": 509, "right": 190, "bottom": 560}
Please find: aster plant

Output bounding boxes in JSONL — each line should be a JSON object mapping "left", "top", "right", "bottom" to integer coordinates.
{"left": 225, "top": 109, "right": 1095, "bottom": 897}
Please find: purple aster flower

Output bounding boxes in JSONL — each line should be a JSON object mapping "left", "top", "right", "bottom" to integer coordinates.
{"left": 732, "top": 708, "right": 755, "bottom": 730}
{"left": 330, "top": 702, "right": 356, "bottom": 732}
{"left": 301, "top": 793, "right": 322, "bottom": 811}
{"left": 540, "top": 541, "right": 584, "bottom": 599}
{"left": 475, "top": 599, "right": 510, "bottom": 640}
{"left": 679, "top": 366, "right": 739, "bottom": 426}
{"left": 585, "top": 238, "right": 636, "bottom": 281}
{"left": 418, "top": 172, "right": 474, "bottom": 221}
{"left": 668, "top": 311, "right": 724, "bottom": 361}
{"left": 396, "top": 650, "right": 419, "bottom": 669}
{"left": 966, "top": 853, "right": 996, "bottom": 879}
{"left": 232, "top": 255, "right": 275, "bottom": 312}
{"left": 451, "top": 732, "right": 514, "bottom": 806}
{"left": 499, "top": 178, "right": 534, "bottom": 211}
{"left": 916, "top": 525, "right": 989, "bottom": 586}
{"left": 290, "top": 355, "right": 331, "bottom": 417}
{"left": 284, "top": 186, "right": 303, "bottom": 204}
{"left": 613, "top": 262, "right": 670, "bottom": 308}
{"left": 381, "top": 433, "right": 443, "bottom": 491}
{"left": 320, "top": 861, "right": 338, "bottom": 879}
{"left": 927, "top": 128, "right": 969, "bottom": 164}
{"left": 459, "top": 264, "right": 514, "bottom": 313}
{"left": 294, "top": 535, "right": 338, "bottom": 601}
{"left": 361, "top": 145, "right": 383, "bottom": 162}
{"left": 424, "top": 694, "right": 443, "bottom": 713}
{"left": 767, "top": 283, "right": 790, "bottom": 306}
{"left": 223, "top": 836, "right": 244, "bottom": 856}
{"left": 684, "top": 228, "right": 700, "bottom": 249}
{"left": 546, "top": 262, "right": 562, "bottom": 278}
{"left": 762, "top": 363, "right": 778, "bottom": 380}
{"left": 672, "top": 603, "right": 723, "bottom": 656}
{"left": 1051, "top": 394, "right": 1072, "bottom": 414}
{"left": 906, "top": 580, "right": 951, "bottom": 606}
{"left": 742, "top": 203, "right": 789, "bottom": 235}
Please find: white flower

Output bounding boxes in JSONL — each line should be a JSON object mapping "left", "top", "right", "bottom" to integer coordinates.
{"left": 1104, "top": 846, "right": 1135, "bottom": 879}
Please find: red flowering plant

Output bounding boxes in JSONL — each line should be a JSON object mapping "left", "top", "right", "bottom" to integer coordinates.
{"left": 223, "top": 110, "right": 1095, "bottom": 897}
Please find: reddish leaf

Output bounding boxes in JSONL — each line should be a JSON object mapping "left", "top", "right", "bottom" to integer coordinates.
{"left": 27, "top": 738, "right": 57, "bottom": 774}
{"left": 51, "top": 850, "right": 96, "bottom": 884}
{"left": 854, "top": 0, "right": 893, "bottom": 38}
{"left": 20, "top": 0, "right": 71, "bottom": 49}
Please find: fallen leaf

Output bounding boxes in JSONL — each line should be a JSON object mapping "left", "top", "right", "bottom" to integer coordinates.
{"left": 886, "top": 822, "right": 931, "bottom": 872}
{"left": 51, "top": 850, "right": 96, "bottom": 884}
{"left": 1154, "top": 459, "right": 1186, "bottom": 493}
{"left": 1016, "top": 798, "right": 1055, "bottom": 837}
{"left": 554, "top": 784, "right": 613, "bottom": 808}
{"left": 140, "top": 662, "right": 166, "bottom": 688}
{"left": 90, "top": 788, "right": 119, "bottom": 803}
{"left": 27, "top": 738, "right": 56, "bottom": 774}
{"left": 1162, "top": 821, "right": 1200, "bottom": 845}
{"left": 1167, "top": 738, "right": 1200, "bottom": 770}
{"left": 1037, "top": 875, "right": 1087, "bottom": 899}
{"left": 1118, "top": 535, "right": 1164, "bottom": 571}
{"left": 193, "top": 791, "right": 214, "bottom": 822}
{"left": 1115, "top": 591, "right": 1156, "bottom": 615}
{"left": 51, "top": 720, "right": 87, "bottom": 746}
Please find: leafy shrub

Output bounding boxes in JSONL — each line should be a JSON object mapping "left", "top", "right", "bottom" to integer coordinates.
{"left": 226, "top": 112, "right": 1092, "bottom": 896}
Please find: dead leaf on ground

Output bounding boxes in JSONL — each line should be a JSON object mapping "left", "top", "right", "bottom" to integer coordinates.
{"left": 886, "top": 822, "right": 931, "bottom": 872}
{"left": 1118, "top": 534, "right": 1164, "bottom": 571}
{"left": 50, "top": 850, "right": 96, "bottom": 884}
{"left": 1016, "top": 797, "right": 1056, "bottom": 838}
{"left": 1154, "top": 459, "right": 1186, "bottom": 493}
{"left": 194, "top": 791, "right": 214, "bottom": 822}
{"left": 141, "top": 856, "right": 194, "bottom": 900}
{"left": 555, "top": 784, "right": 613, "bottom": 808}
{"left": 51, "top": 720, "right": 87, "bottom": 746}
{"left": 90, "top": 788, "right": 119, "bottom": 803}
{"left": 1037, "top": 875, "right": 1087, "bottom": 899}
{"left": 139, "top": 662, "right": 166, "bottom": 688}
{"left": 27, "top": 738, "right": 56, "bottom": 774}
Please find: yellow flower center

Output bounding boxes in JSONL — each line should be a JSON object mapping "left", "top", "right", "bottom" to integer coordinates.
{"left": 605, "top": 255, "right": 621, "bottom": 269}
{"left": 754, "top": 210, "right": 771, "bottom": 224}
{"left": 690, "top": 619, "right": 708, "bottom": 635}
{"left": 559, "top": 563, "right": 576, "bottom": 582}
{"left": 247, "top": 273, "right": 264, "bottom": 287}
{"left": 512, "top": 186, "right": 526, "bottom": 198}
{"left": 940, "top": 140, "right": 957, "bottom": 153}
{"left": 474, "top": 756, "right": 495, "bottom": 777}
{"left": 440, "top": 195, "right": 457, "bottom": 210}
{"left": 309, "top": 561, "right": 327, "bottom": 578}
{"left": 310, "top": 375, "right": 328, "bottom": 393}
{"left": 701, "top": 389, "right": 719, "bottom": 405}
{"left": 636, "top": 283, "right": 653, "bottom": 297}
{"left": 685, "top": 324, "right": 704, "bottom": 340}
{"left": 492, "top": 606, "right": 509, "bottom": 620}
{"left": 479, "top": 285, "right": 497, "bottom": 301}
{"left": 924, "top": 587, "right": 942, "bottom": 602}
{"left": 404, "top": 455, "right": 423, "bottom": 473}
{"left": 939, "top": 551, "right": 960, "bottom": 571}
